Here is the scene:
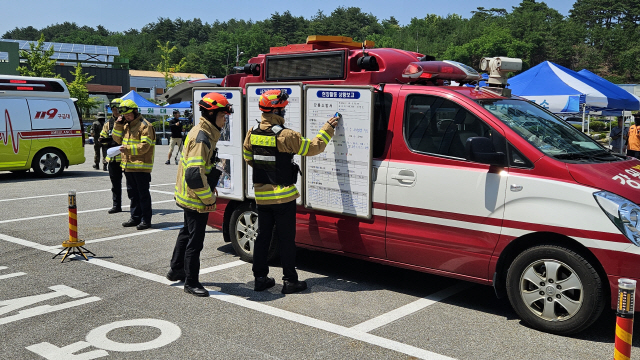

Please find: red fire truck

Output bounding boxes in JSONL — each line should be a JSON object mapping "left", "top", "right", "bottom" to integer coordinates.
{"left": 204, "top": 35, "right": 640, "bottom": 334}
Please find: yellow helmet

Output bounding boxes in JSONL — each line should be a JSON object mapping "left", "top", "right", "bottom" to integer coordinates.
{"left": 118, "top": 99, "right": 138, "bottom": 115}
{"left": 110, "top": 98, "right": 123, "bottom": 109}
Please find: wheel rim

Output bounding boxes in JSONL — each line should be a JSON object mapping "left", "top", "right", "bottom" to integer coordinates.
{"left": 234, "top": 210, "right": 258, "bottom": 256}
{"left": 519, "top": 259, "right": 584, "bottom": 321}
{"left": 39, "top": 152, "right": 62, "bottom": 175}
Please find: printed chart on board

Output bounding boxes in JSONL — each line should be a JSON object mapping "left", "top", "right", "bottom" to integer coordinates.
{"left": 304, "top": 86, "right": 373, "bottom": 219}
{"left": 192, "top": 87, "right": 244, "bottom": 201}
{"left": 245, "top": 83, "right": 303, "bottom": 205}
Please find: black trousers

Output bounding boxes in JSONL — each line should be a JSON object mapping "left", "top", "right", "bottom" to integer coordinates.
{"left": 124, "top": 172, "right": 152, "bottom": 223}
{"left": 170, "top": 209, "right": 209, "bottom": 286}
{"left": 93, "top": 144, "right": 107, "bottom": 165}
{"left": 628, "top": 150, "right": 640, "bottom": 159}
{"left": 252, "top": 200, "right": 298, "bottom": 282}
{"left": 108, "top": 161, "right": 122, "bottom": 208}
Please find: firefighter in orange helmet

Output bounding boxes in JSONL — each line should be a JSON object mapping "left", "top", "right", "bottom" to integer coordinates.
{"left": 243, "top": 89, "right": 340, "bottom": 294}
{"left": 167, "top": 92, "right": 232, "bottom": 297}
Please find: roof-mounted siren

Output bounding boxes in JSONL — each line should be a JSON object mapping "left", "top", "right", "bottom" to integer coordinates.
{"left": 402, "top": 60, "right": 481, "bottom": 84}
{"left": 479, "top": 56, "right": 522, "bottom": 96}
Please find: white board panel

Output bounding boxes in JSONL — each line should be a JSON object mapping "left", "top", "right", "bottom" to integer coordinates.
{"left": 192, "top": 88, "right": 244, "bottom": 201}
{"left": 245, "top": 83, "right": 303, "bottom": 205}
{"left": 304, "top": 86, "right": 373, "bottom": 219}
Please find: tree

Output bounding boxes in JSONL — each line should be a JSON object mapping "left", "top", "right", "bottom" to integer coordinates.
{"left": 65, "top": 64, "right": 101, "bottom": 117}
{"left": 155, "top": 40, "right": 188, "bottom": 90}
{"left": 17, "top": 33, "right": 57, "bottom": 78}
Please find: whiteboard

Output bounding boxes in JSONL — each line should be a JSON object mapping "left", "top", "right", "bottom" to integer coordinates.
{"left": 192, "top": 88, "right": 244, "bottom": 201}
{"left": 245, "top": 83, "right": 303, "bottom": 205}
{"left": 303, "top": 86, "right": 374, "bottom": 219}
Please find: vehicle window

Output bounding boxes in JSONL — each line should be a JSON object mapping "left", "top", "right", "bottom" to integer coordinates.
{"left": 508, "top": 143, "right": 533, "bottom": 168}
{"left": 479, "top": 99, "right": 620, "bottom": 162}
{"left": 373, "top": 91, "right": 392, "bottom": 158}
{"left": 404, "top": 95, "right": 494, "bottom": 159}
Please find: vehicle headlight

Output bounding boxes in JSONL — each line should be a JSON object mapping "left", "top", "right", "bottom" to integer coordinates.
{"left": 594, "top": 191, "right": 640, "bottom": 246}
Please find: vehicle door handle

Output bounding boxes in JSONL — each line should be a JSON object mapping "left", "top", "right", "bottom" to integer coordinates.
{"left": 391, "top": 169, "right": 416, "bottom": 184}
{"left": 510, "top": 184, "right": 523, "bottom": 192}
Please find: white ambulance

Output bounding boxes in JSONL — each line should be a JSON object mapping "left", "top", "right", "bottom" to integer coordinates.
{"left": 0, "top": 75, "right": 85, "bottom": 177}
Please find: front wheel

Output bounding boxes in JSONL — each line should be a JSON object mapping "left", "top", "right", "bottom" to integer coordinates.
{"left": 228, "top": 202, "right": 278, "bottom": 263}
{"left": 506, "top": 245, "right": 605, "bottom": 335}
{"left": 32, "top": 149, "right": 65, "bottom": 177}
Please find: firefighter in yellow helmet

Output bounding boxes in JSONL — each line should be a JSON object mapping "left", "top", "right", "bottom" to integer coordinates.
{"left": 243, "top": 89, "right": 340, "bottom": 294}
{"left": 111, "top": 99, "right": 156, "bottom": 230}
{"left": 167, "top": 92, "right": 232, "bottom": 297}
{"left": 99, "top": 98, "right": 125, "bottom": 213}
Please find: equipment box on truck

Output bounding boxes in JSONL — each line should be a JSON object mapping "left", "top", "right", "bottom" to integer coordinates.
{"left": 0, "top": 75, "right": 85, "bottom": 177}
{"left": 194, "top": 36, "right": 640, "bottom": 335}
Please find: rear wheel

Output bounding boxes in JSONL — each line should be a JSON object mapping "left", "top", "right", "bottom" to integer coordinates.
{"left": 32, "top": 149, "right": 65, "bottom": 177}
{"left": 228, "top": 202, "right": 278, "bottom": 263}
{"left": 506, "top": 245, "right": 604, "bottom": 335}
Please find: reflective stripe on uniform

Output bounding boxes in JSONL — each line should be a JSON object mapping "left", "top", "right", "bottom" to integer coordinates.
{"left": 175, "top": 192, "right": 206, "bottom": 210}
{"left": 250, "top": 134, "right": 276, "bottom": 147}
{"left": 253, "top": 155, "right": 276, "bottom": 162}
{"left": 141, "top": 136, "right": 154, "bottom": 145}
{"left": 184, "top": 156, "right": 205, "bottom": 167}
{"left": 112, "top": 129, "right": 123, "bottom": 137}
{"left": 317, "top": 130, "right": 331, "bottom": 145}
{"left": 255, "top": 185, "right": 299, "bottom": 200}
{"left": 121, "top": 162, "right": 153, "bottom": 169}
{"left": 243, "top": 149, "right": 253, "bottom": 160}
{"left": 194, "top": 188, "right": 213, "bottom": 199}
{"left": 297, "top": 138, "right": 310, "bottom": 156}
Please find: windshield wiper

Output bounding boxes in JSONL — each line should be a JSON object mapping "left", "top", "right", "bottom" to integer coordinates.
{"left": 553, "top": 153, "right": 592, "bottom": 160}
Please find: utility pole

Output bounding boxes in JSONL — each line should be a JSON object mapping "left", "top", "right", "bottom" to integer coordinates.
{"left": 236, "top": 44, "right": 244, "bottom": 67}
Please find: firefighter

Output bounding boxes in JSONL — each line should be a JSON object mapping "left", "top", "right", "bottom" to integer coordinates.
{"left": 111, "top": 99, "right": 156, "bottom": 230}
{"left": 166, "top": 110, "right": 184, "bottom": 165}
{"left": 167, "top": 93, "right": 231, "bottom": 297}
{"left": 243, "top": 89, "right": 340, "bottom": 294}
{"left": 99, "top": 98, "right": 124, "bottom": 213}
{"left": 91, "top": 112, "right": 107, "bottom": 170}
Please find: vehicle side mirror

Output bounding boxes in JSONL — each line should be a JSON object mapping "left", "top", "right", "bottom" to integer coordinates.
{"left": 465, "top": 137, "right": 506, "bottom": 167}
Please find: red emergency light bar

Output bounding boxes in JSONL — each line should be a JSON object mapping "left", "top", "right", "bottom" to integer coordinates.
{"left": 0, "top": 79, "right": 64, "bottom": 92}
{"left": 402, "top": 60, "right": 481, "bottom": 82}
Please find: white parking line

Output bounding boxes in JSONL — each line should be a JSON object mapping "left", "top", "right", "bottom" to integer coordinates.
{"left": 350, "top": 282, "right": 472, "bottom": 333}
{"left": 0, "top": 232, "right": 454, "bottom": 360}
{"left": 0, "top": 183, "right": 175, "bottom": 203}
{"left": 200, "top": 260, "right": 246, "bottom": 274}
{"left": 150, "top": 190, "right": 175, "bottom": 195}
{"left": 0, "top": 272, "right": 26, "bottom": 280}
{"left": 46, "top": 225, "right": 184, "bottom": 248}
{"left": 0, "top": 200, "right": 176, "bottom": 225}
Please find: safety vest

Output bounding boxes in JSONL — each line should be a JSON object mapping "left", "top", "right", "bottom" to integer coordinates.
{"left": 101, "top": 118, "right": 121, "bottom": 162}
{"left": 250, "top": 124, "right": 296, "bottom": 186}
{"left": 629, "top": 124, "right": 640, "bottom": 151}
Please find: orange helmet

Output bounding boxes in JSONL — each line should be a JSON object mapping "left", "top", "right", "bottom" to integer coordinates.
{"left": 258, "top": 89, "right": 289, "bottom": 112}
{"left": 199, "top": 92, "right": 233, "bottom": 113}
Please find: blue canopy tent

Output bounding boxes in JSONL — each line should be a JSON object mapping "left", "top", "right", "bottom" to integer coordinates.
{"left": 577, "top": 69, "right": 640, "bottom": 114}
{"left": 105, "top": 90, "right": 163, "bottom": 115}
{"left": 509, "top": 61, "right": 612, "bottom": 114}
{"left": 163, "top": 101, "right": 192, "bottom": 115}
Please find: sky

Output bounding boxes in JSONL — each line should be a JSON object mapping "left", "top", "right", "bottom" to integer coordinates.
{"left": 0, "top": 0, "right": 577, "bottom": 36}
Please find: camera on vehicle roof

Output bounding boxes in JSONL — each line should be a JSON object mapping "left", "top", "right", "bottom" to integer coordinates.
{"left": 479, "top": 57, "right": 522, "bottom": 87}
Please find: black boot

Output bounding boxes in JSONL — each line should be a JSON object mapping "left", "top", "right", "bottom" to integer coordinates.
{"left": 281, "top": 280, "right": 307, "bottom": 294}
{"left": 92, "top": 164, "right": 99, "bottom": 169}
{"left": 122, "top": 218, "right": 140, "bottom": 227}
{"left": 103, "top": 163, "right": 108, "bottom": 171}
{"left": 184, "top": 283, "right": 209, "bottom": 297}
{"left": 254, "top": 277, "right": 276, "bottom": 291}
{"left": 166, "top": 269, "right": 186, "bottom": 282}
{"left": 108, "top": 206, "right": 122, "bottom": 214}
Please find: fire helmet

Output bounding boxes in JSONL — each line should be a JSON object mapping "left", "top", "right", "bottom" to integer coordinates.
{"left": 118, "top": 99, "right": 138, "bottom": 115}
{"left": 109, "top": 98, "right": 123, "bottom": 109}
{"left": 199, "top": 93, "right": 233, "bottom": 114}
{"left": 258, "top": 89, "right": 289, "bottom": 112}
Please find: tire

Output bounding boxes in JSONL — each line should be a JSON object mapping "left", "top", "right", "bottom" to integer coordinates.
{"left": 505, "top": 245, "right": 605, "bottom": 335}
{"left": 32, "top": 149, "right": 65, "bottom": 178}
{"left": 228, "top": 202, "right": 278, "bottom": 263}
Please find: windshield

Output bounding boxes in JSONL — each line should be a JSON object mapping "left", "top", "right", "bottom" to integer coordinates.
{"left": 478, "top": 99, "right": 618, "bottom": 162}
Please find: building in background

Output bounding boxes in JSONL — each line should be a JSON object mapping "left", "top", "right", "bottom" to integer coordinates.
{"left": 129, "top": 70, "right": 207, "bottom": 102}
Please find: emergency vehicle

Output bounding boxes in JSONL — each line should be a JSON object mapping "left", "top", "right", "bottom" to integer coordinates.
{"left": 202, "top": 36, "right": 640, "bottom": 334}
{"left": 0, "top": 75, "right": 85, "bottom": 177}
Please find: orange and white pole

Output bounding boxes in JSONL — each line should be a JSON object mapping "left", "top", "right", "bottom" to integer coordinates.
{"left": 68, "top": 190, "right": 78, "bottom": 243}
{"left": 614, "top": 278, "right": 636, "bottom": 360}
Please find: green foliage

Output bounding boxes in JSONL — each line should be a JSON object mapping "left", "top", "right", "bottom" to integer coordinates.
{"left": 589, "top": 120, "right": 607, "bottom": 131}
{"left": 65, "top": 64, "right": 101, "bottom": 116}
{"left": 17, "top": 34, "right": 58, "bottom": 78}
{"left": 5, "top": 2, "right": 640, "bottom": 82}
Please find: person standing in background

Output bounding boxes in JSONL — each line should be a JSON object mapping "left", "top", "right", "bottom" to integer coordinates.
{"left": 92, "top": 112, "right": 107, "bottom": 170}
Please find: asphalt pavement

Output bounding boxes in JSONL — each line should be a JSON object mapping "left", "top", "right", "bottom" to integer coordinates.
{"left": 0, "top": 145, "right": 637, "bottom": 359}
